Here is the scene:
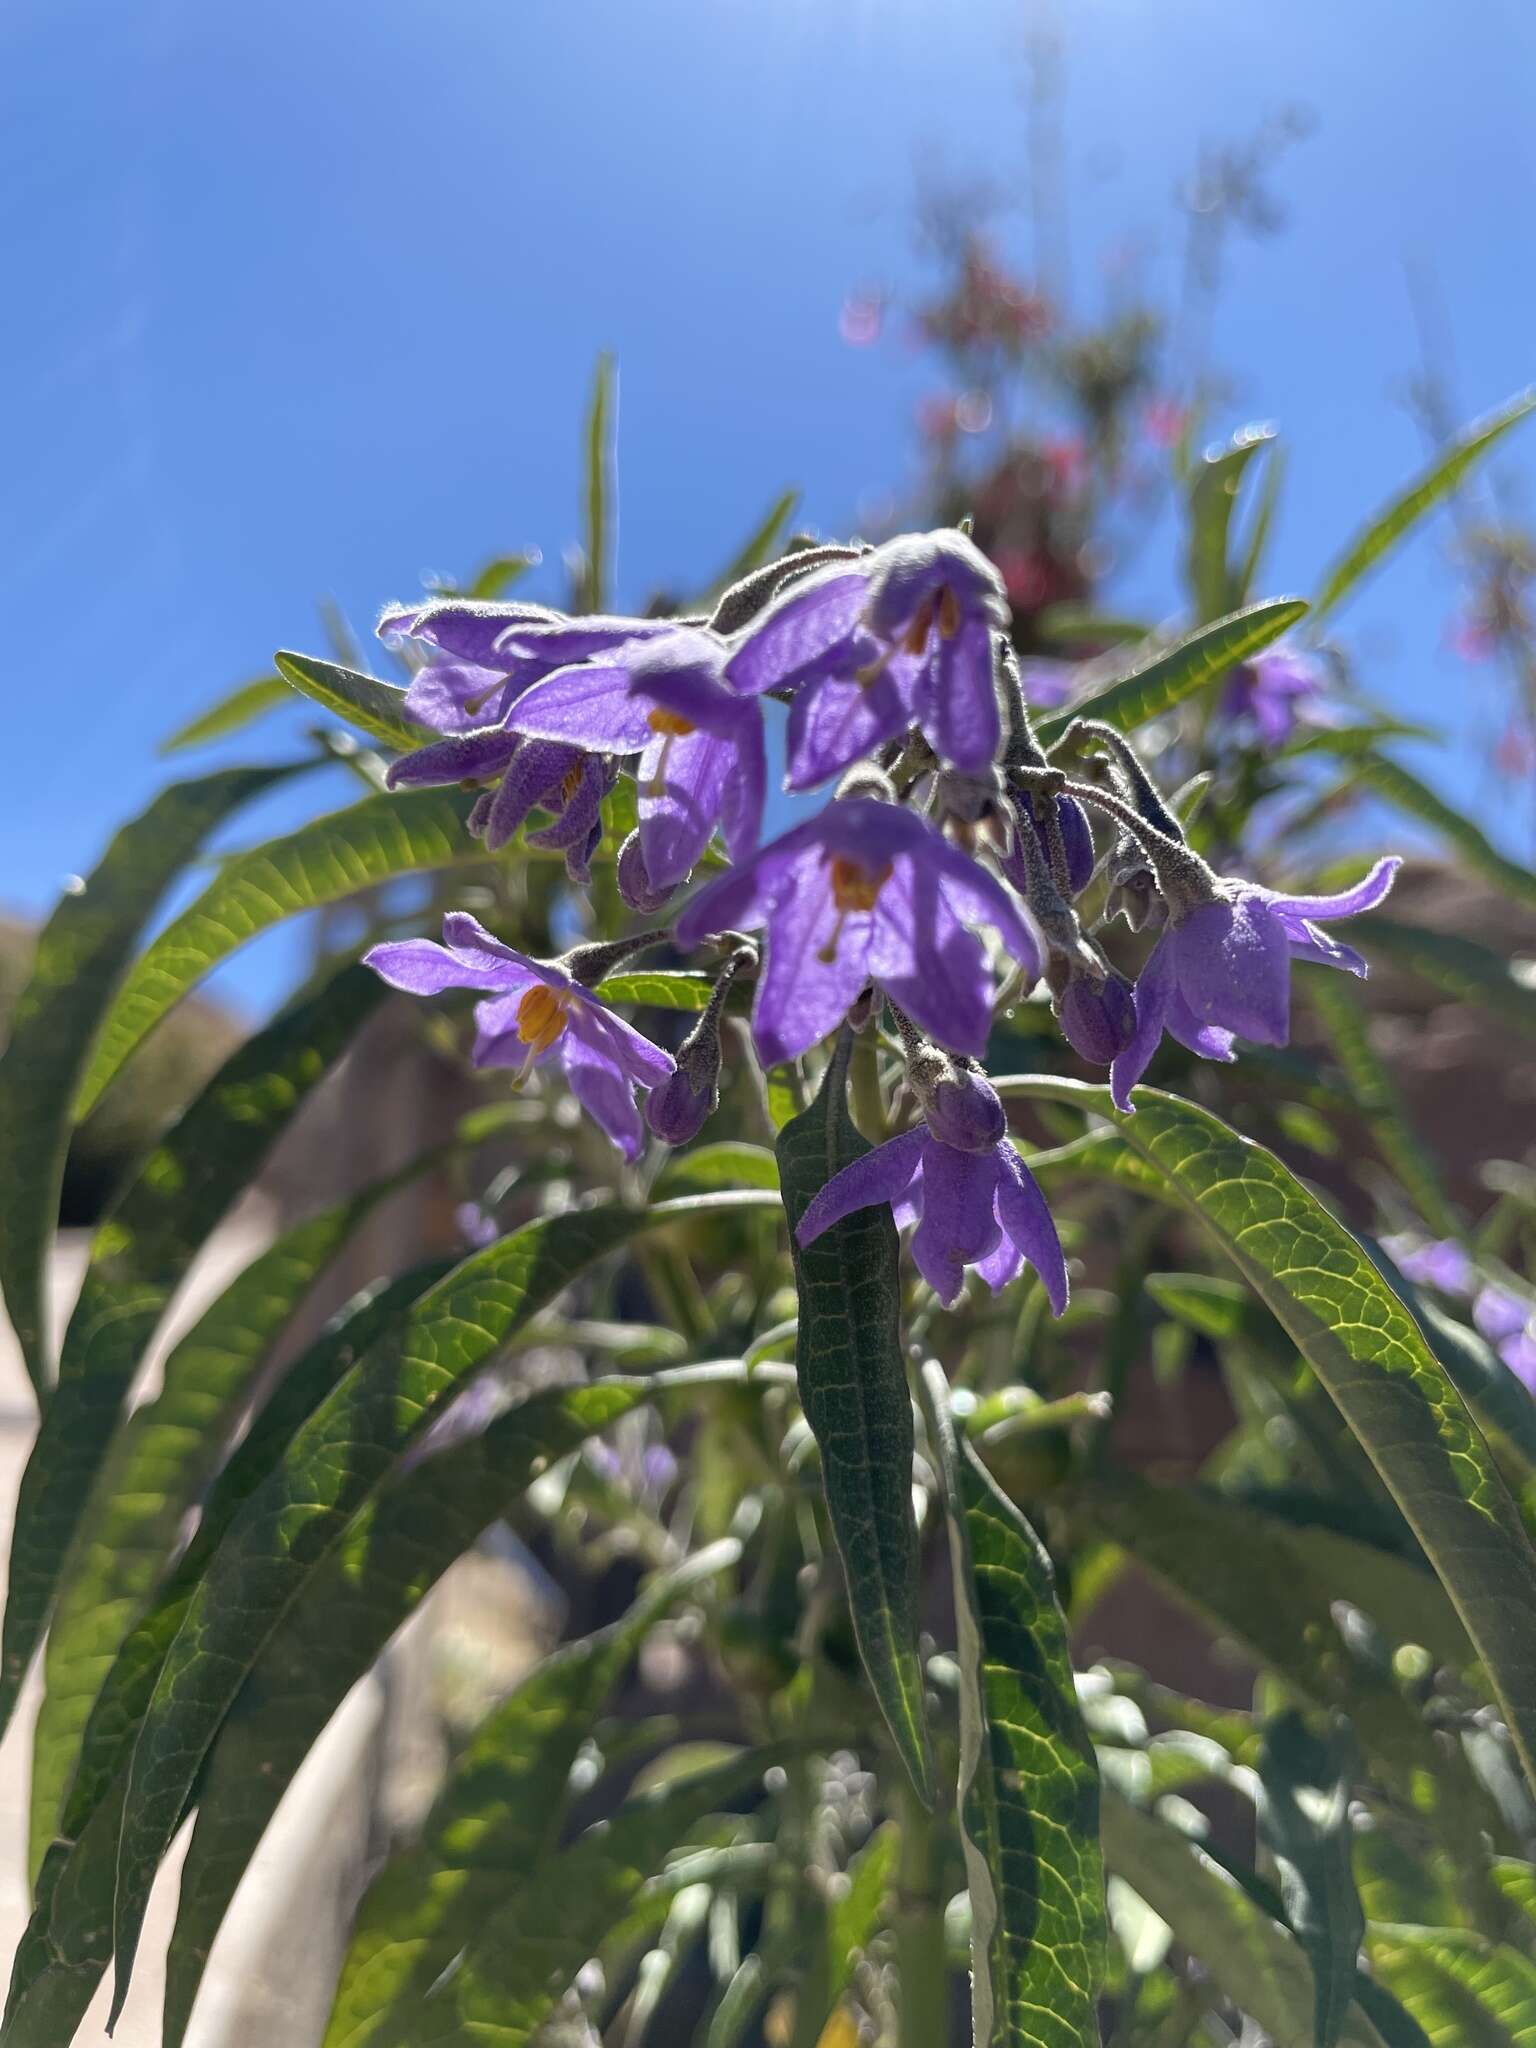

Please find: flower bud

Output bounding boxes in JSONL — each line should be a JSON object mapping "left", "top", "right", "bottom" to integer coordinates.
{"left": 645, "top": 1063, "right": 717, "bottom": 1146}
{"left": 903, "top": 1039, "right": 1006, "bottom": 1152}
{"left": 1055, "top": 969, "right": 1136, "bottom": 1065}
{"left": 617, "top": 830, "right": 675, "bottom": 913}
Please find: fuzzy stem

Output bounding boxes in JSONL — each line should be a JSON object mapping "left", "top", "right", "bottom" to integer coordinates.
{"left": 894, "top": 1789, "right": 949, "bottom": 2048}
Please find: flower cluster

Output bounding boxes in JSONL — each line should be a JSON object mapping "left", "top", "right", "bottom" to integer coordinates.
{"left": 364, "top": 527, "right": 1398, "bottom": 1313}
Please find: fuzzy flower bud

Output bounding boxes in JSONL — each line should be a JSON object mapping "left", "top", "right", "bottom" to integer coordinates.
{"left": 617, "top": 830, "right": 675, "bottom": 913}
{"left": 1055, "top": 968, "right": 1137, "bottom": 1066}
{"left": 903, "top": 1035, "right": 1006, "bottom": 1153}
{"left": 644, "top": 947, "right": 754, "bottom": 1146}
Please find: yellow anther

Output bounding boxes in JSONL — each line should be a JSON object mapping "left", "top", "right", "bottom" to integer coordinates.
{"left": 560, "top": 760, "right": 586, "bottom": 804}
{"left": 902, "top": 594, "right": 939, "bottom": 656}
{"left": 646, "top": 707, "right": 697, "bottom": 738}
{"left": 937, "top": 584, "right": 960, "bottom": 638}
{"left": 514, "top": 983, "right": 570, "bottom": 1055}
{"left": 817, "top": 855, "right": 893, "bottom": 963}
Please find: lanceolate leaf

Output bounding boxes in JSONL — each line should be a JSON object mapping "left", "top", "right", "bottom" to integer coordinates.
{"left": 28, "top": 1157, "right": 441, "bottom": 1873}
{"left": 1034, "top": 597, "right": 1307, "bottom": 744}
{"left": 1186, "top": 425, "right": 1276, "bottom": 623}
{"left": 1311, "top": 389, "right": 1536, "bottom": 622}
{"left": 0, "top": 762, "right": 301, "bottom": 1397}
{"left": 0, "top": 962, "right": 384, "bottom": 1749}
{"left": 921, "top": 1364, "right": 1104, "bottom": 2048}
{"left": 1370, "top": 1933, "right": 1536, "bottom": 2047}
{"left": 1099, "top": 1793, "right": 1386, "bottom": 2048}
{"left": 1258, "top": 1712, "right": 1364, "bottom": 2048}
{"left": 1310, "top": 977, "right": 1459, "bottom": 1238}
{"left": 383, "top": 1747, "right": 783, "bottom": 2047}
{"left": 75, "top": 785, "right": 485, "bottom": 1116}
{"left": 53, "top": 1264, "right": 455, "bottom": 1863}
{"left": 159, "top": 678, "right": 291, "bottom": 754}
{"left": 776, "top": 1034, "right": 935, "bottom": 1807}
{"left": 581, "top": 351, "right": 616, "bottom": 612}
{"left": 593, "top": 970, "right": 716, "bottom": 1011}
{"left": 466, "top": 550, "right": 538, "bottom": 600}
{"left": 655, "top": 1142, "right": 780, "bottom": 1196}
{"left": 702, "top": 489, "right": 801, "bottom": 599}
{"left": 108, "top": 1194, "right": 776, "bottom": 2014}
{"left": 319, "top": 1539, "right": 741, "bottom": 2048}
{"left": 274, "top": 649, "right": 424, "bottom": 752}
{"left": 1347, "top": 915, "right": 1536, "bottom": 1041}
{"left": 996, "top": 1077, "right": 1536, "bottom": 1798}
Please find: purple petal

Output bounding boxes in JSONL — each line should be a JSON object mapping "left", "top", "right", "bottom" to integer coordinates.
{"left": 911, "top": 1140, "right": 1002, "bottom": 1306}
{"left": 385, "top": 727, "right": 519, "bottom": 791}
{"left": 719, "top": 712, "right": 766, "bottom": 863}
{"left": 724, "top": 569, "right": 871, "bottom": 696}
{"left": 1164, "top": 991, "right": 1238, "bottom": 1062}
{"left": 795, "top": 1127, "right": 926, "bottom": 1246}
{"left": 926, "top": 837, "right": 1043, "bottom": 987}
{"left": 441, "top": 913, "right": 561, "bottom": 989}
{"left": 1171, "top": 894, "right": 1291, "bottom": 1046}
{"left": 974, "top": 1233, "right": 1026, "bottom": 1291}
{"left": 915, "top": 616, "right": 1001, "bottom": 773}
{"left": 1267, "top": 856, "right": 1401, "bottom": 923}
{"left": 751, "top": 851, "right": 878, "bottom": 1064}
{"left": 639, "top": 728, "right": 734, "bottom": 890}
{"left": 1110, "top": 931, "right": 1176, "bottom": 1112}
{"left": 403, "top": 660, "right": 519, "bottom": 735}
{"left": 863, "top": 530, "right": 1007, "bottom": 642}
{"left": 995, "top": 1145, "right": 1069, "bottom": 1314}
{"left": 495, "top": 614, "right": 676, "bottom": 665}
{"left": 573, "top": 997, "right": 677, "bottom": 1089}
{"left": 1500, "top": 1331, "right": 1536, "bottom": 1392}
{"left": 507, "top": 664, "right": 651, "bottom": 750}
{"left": 365, "top": 937, "right": 518, "bottom": 998}
{"left": 870, "top": 860, "right": 993, "bottom": 1057}
{"left": 1474, "top": 1284, "right": 1530, "bottom": 1346}
{"left": 1286, "top": 926, "right": 1369, "bottom": 978}
{"left": 672, "top": 816, "right": 829, "bottom": 946}
{"left": 785, "top": 668, "right": 914, "bottom": 791}
{"left": 560, "top": 1030, "right": 647, "bottom": 1161}
{"left": 388, "top": 597, "right": 567, "bottom": 666}
{"left": 484, "top": 741, "right": 584, "bottom": 852}
{"left": 526, "top": 755, "right": 611, "bottom": 854}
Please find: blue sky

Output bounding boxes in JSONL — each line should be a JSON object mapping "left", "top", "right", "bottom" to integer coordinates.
{"left": 4, "top": 0, "right": 1534, "bottom": 1013}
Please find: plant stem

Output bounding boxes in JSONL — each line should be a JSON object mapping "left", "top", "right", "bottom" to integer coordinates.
{"left": 894, "top": 1788, "right": 949, "bottom": 2048}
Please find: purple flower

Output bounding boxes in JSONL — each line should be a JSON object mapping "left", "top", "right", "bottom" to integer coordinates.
{"left": 1383, "top": 1235, "right": 1474, "bottom": 1296}
{"left": 1220, "top": 644, "right": 1325, "bottom": 748}
{"left": 725, "top": 529, "right": 1009, "bottom": 784}
{"left": 1016, "top": 659, "right": 1078, "bottom": 711}
{"left": 1501, "top": 1331, "right": 1536, "bottom": 1394}
{"left": 454, "top": 1202, "right": 500, "bottom": 1251}
{"left": 796, "top": 1116, "right": 1067, "bottom": 1313}
{"left": 674, "top": 798, "right": 1042, "bottom": 1065}
{"left": 505, "top": 626, "right": 765, "bottom": 892}
{"left": 1474, "top": 1284, "right": 1531, "bottom": 1347}
{"left": 1057, "top": 970, "right": 1137, "bottom": 1066}
{"left": 1110, "top": 857, "right": 1401, "bottom": 1111}
{"left": 999, "top": 791, "right": 1095, "bottom": 902}
{"left": 365, "top": 913, "right": 674, "bottom": 1161}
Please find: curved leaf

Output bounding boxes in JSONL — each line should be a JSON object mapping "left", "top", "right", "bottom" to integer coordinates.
{"left": 921, "top": 1364, "right": 1104, "bottom": 2048}
{"left": 465, "top": 550, "right": 538, "bottom": 601}
{"left": 159, "top": 678, "right": 290, "bottom": 754}
{"left": 1370, "top": 1932, "right": 1536, "bottom": 2047}
{"left": 1100, "top": 1793, "right": 1386, "bottom": 2048}
{"left": 1035, "top": 597, "right": 1307, "bottom": 743}
{"left": 776, "top": 1035, "right": 935, "bottom": 1806}
{"left": 593, "top": 970, "right": 716, "bottom": 1011}
{"left": 320, "top": 1539, "right": 741, "bottom": 2048}
{"left": 108, "top": 1193, "right": 777, "bottom": 2013}
{"left": 0, "top": 962, "right": 384, "bottom": 1747}
{"left": 75, "top": 785, "right": 484, "bottom": 1116}
{"left": 274, "top": 650, "right": 423, "bottom": 751}
{"left": 1312, "top": 390, "right": 1536, "bottom": 622}
{"left": 996, "top": 1077, "right": 1536, "bottom": 1799}
{"left": 655, "top": 1142, "right": 781, "bottom": 1196}
{"left": 1186, "top": 425, "right": 1276, "bottom": 622}
{"left": 702, "top": 490, "right": 801, "bottom": 600}
{"left": 0, "top": 762, "right": 301, "bottom": 1395}
{"left": 28, "top": 1155, "right": 439, "bottom": 1872}
{"left": 1258, "top": 1712, "right": 1364, "bottom": 2048}
{"left": 581, "top": 352, "right": 616, "bottom": 612}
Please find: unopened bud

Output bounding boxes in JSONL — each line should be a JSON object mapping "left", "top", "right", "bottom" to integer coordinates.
{"left": 617, "top": 831, "right": 675, "bottom": 913}
{"left": 1055, "top": 968, "right": 1136, "bottom": 1065}
{"left": 901, "top": 1032, "right": 1005, "bottom": 1153}
{"left": 645, "top": 1063, "right": 717, "bottom": 1146}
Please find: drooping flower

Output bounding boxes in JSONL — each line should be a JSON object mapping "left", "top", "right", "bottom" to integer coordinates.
{"left": 365, "top": 913, "right": 673, "bottom": 1161}
{"left": 1110, "top": 857, "right": 1401, "bottom": 1111}
{"left": 504, "top": 626, "right": 765, "bottom": 893}
{"left": 796, "top": 1066, "right": 1067, "bottom": 1311}
{"left": 673, "top": 797, "right": 1042, "bottom": 1065}
{"left": 725, "top": 529, "right": 1010, "bottom": 784}
{"left": 1220, "top": 644, "right": 1326, "bottom": 747}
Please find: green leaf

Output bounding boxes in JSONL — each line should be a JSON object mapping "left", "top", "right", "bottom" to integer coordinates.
{"left": 1186, "top": 424, "right": 1276, "bottom": 622}
{"left": 701, "top": 490, "right": 801, "bottom": 599}
{"left": 465, "top": 550, "right": 538, "bottom": 600}
{"left": 581, "top": 351, "right": 616, "bottom": 612}
{"left": 0, "top": 962, "right": 384, "bottom": 1749}
{"left": 75, "top": 785, "right": 486, "bottom": 1117}
{"left": 27, "top": 1156, "right": 439, "bottom": 1874}
{"left": 377, "top": 1747, "right": 783, "bottom": 2047}
{"left": 1035, "top": 597, "right": 1307, "bottom": 743}
{"left": 273, "top": 650, "right": 424, "bottom": 751}
{"left": 1258, "top": 1712, "right": 1364, "bottom": 2048}
{"left": 921, "top": 1364, "right": 1104, "bottom": 2048}
{"left": 655, "top": 1141, "right": 780, "bottom": 1196}
{"left": 1370, "top": 1932, "right": 1536, "bottom": 2047}
{"left": 1406, "top": 1289, "right": 1536, "bottom": 1489}
{"left": 320, "top": 1540, "right": 740, "bottom": 2048}
{"left": 1347, "top": 916, "right": 1536, "bottom": 1041}
{"left": 592, "top": 969, "right": 716, "bottom": 1011}
{"left": 1235, "top": 436, "right": 1286, "bottom": 603}
{"left": 775, "top": 1034, "right": 935, "bottom": 1807}
{"left": 996, "top": 1077, "right": 1536, "bottom": 1800}
{"left": 0, "top": 763, "right": 301, "bottom": 1397}
{"left": 108, "top": 1194, "right": 776, "bottom": 2014}
{"left": 159, "top": 677, "right": 291, "bottom": 754}
{"left": 1100, "top": 1793, "right": 1386, "bottom": 2048}
{"left": 1312, "top": 390, "right": 1536, "bottom": 622}
{"left": 1144, "top": 1272, "right": 1250, "bottom": 1340}
{"left": 1310, "top": 977, "right": 1459, "bottom": 1238}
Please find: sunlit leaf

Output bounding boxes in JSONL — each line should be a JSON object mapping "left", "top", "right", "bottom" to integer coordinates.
{"left": 273, "top": 649, "right": 423, "bottom": 751}
{"left": 466, "top": 550, "right": 538, "bottom": 601}
{"left": 0, "top": 763, "right": 302, "bottom": 1397}
{"left": 702, "top": 490, "right": 801, "bottom": 600}
{"left": 1370, "top": 1931, "right": 1536, "bottom": 2047}
{"left": 776, "top": 1033, "right": 935, "bottom": 1806}
{"left": 1186, "top": 424, "right": 1276, "bottom": 623}
{"left": 593, "top": 969, "right": 716, "bottom": 1011}
{"left": 1258, "top": 1711, "right": 1364, "bottom": 2048}
{"left": 159, "top": 678, "right": 291, "bottom": 754}
{"left": 581, "top": 352, "right": 616, "bottom": 612}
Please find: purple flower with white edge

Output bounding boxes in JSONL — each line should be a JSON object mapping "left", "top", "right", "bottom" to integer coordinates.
{"left": 725, "top": 529, "right": 1009, "bottom": 783}
{"left": 673, "top": 797, "right": 1042, "bottom": 1065}
{"left": 796, "top": 1066, "right": 1067, "bottom": 1312}
{"left": 1110, "top": 857, "right": 1401, "bottom": 1112}
{"left": 1220, "top": 643, "right": 1326, "bottom": 747}
{"left": 506, "top": 626, "right": 766, "bottom": 893}
{"left": 365, "top": 913, "right": 674, "bottom": 1162}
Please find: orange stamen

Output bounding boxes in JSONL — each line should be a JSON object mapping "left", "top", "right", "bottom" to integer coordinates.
{"left": 511, "top": 983, "right": 571, "bottom": 1081}
{"left": 818, "top": 855, "right": 893, "bottom": 963}
{"left": 937, "top": 584, "right": 960, "bottom": 638}
{"left": 646, "top": 707, "right": 697, "bottom": 738}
